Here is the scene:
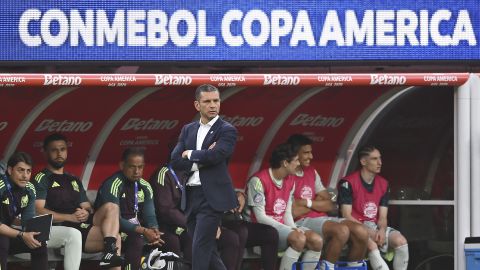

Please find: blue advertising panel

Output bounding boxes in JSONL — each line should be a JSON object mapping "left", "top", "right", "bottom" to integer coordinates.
{"left": 0, "top": 0, "right": 479, "bottom": 61}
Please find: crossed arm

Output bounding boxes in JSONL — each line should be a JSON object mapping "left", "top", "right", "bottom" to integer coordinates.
{"left": 170, "top": 124, "right": 238, "bottom": 171}
{"left": 292, "top": 190, "right": 335, "bottom": 218}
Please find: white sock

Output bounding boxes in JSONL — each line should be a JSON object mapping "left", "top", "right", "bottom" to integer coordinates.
{"left": 393, "top": 244, "right": 409, "bottom": 270}
{"left": 280, "top": 247, "right": 301, "bottom": 270}
{"left": 301, "top": 250, "right": 322, "bottom": 270}
{"left": 320, "top": 260, "right": 335, "bottom": 270}
{"left": 368, "top": 249, "right": 389, "bottom": 270}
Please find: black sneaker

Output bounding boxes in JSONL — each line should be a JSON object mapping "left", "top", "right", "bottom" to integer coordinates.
{"left": 99, "top": 248, "right": 125, "bottom": 269}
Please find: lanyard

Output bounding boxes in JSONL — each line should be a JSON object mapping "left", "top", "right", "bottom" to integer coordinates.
{"left": 134, "top": 181, "right": 139, "bottom": 214}
{"left": 5, "top": 180, "right": 18, "bottom": 214}
{"left": 167, "top": 165, "right": 184, "bottom": 193}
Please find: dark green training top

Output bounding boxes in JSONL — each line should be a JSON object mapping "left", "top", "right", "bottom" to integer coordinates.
{"left": 0, "top": 174, "right": 36, "bottom": 227}
{"left": 94, "top": 171, "right": 158, "bottom": 234}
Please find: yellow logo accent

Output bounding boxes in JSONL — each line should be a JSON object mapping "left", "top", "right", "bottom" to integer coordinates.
{"left": 2, "top": 198, "right": 9, "bottom": 205}
{"left": 80, "top": 223, "right": 90, "bottom": 229}
{"left": 21, "top": 195, "right": 28, "bottom": 208}
{"left": 52, "top": 181, "right": 60, "bottom": 188}
{"left": 71, "top": 181, "right": 79, "bottom": 192}
{"left": 138, "top": 190, "right": 145, "bottom": 203}
{"left": 175, "top": 227, "right": 185, "bottom": 235}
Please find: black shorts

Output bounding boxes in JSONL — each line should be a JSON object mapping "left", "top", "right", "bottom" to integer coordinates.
{"left": 61, "top": 215, "right": 94, "bottom": 251}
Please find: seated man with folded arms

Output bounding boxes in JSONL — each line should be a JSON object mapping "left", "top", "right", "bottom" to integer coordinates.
{"left": 0, "top": 152, "right": 48, "bottom": 270}
{"left": 287, "top": 134, "right": 368, "bottom": 270}
{"left": 95, "top": 147, "right": 163, "bottom": 270}
{"left": 245, "top": 143, "right": 323, "bottom": 270}
{"left": 34, "top": 133, "right": 123, "bottom": 269}
{"left": 337, "top": 145, "right": 408, "bottom": 270}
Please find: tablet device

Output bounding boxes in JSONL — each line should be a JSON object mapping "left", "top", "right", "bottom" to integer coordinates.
{"left": 24, "top": 214, "right": 53, "bottom": 242}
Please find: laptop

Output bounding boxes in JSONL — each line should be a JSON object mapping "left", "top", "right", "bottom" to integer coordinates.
{"left": 24, "top": 214, "right": 53, "bottom": 242}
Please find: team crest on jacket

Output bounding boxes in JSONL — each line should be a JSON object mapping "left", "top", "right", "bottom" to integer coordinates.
{"left": 21, "top": 195, "right": 29, "bottom": 208}
{"left": 138, "top": 190, "right": 145, "bottom": 203}
{"left": 253, "top": 193, "right": 263, "bottom": 204}
{"left": 363, "top": 201, "right": 378, "bottom": 219}
{"left": 300, "top": 186, "right": 313, "bottom": 200}
{"left": 273, "top": 198, "right": 287, "bottom": 215}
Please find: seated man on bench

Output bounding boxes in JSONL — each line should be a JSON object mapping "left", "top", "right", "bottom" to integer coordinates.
{"left": 0, "top": 152, "right": 48, "bottom": 270}
{"left": 337, "top": 145, "right": 408, "bottom": 270}
{"left": 34, "top": 133, "right": 124, "bottom": 269}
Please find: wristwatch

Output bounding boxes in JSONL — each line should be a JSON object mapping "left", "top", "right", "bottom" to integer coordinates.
{"left": 16, "top": 231, "right": 24, "bottom": 241}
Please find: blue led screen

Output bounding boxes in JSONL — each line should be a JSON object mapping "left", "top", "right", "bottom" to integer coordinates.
{"left": 0, "top": 0, "right": 479, "bottom": 61}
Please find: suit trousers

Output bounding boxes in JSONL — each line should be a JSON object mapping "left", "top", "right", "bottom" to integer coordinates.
{"left": 186, "top": 185, "right": 226, "bottom": 270}
{"left": 161, "top": 228, "right": 193, "bottom": 262}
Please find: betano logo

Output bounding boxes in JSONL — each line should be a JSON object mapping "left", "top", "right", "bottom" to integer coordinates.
{"left": 370, "top": 74, "right": 407, "bottom": 85}
{"left": 0, "top": 121, "right": 7, "bottom": 131}
{"left": 221, "top": 115, "right": 263, "bottom": 127}
{"left": 290, "top": 113, "right": 344, "bottom": 128}
{"left": 35, "top": 119, "right": 93, "bottom": 132}
{"left": 43, "top": 75, "right": 82, "bottom": 86}
{"left": 263, "top": 75, "right": 300, "bottom": 86}
{"left": 121, "top": 118, "right": 178, "bottom": 131}
{"left": 154, "top": 75, "right": 192, "bottom": 86}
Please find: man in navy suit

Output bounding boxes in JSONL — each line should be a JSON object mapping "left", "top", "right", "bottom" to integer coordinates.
{"left": 171, "top": 84, "right": 238, "bottom": 270}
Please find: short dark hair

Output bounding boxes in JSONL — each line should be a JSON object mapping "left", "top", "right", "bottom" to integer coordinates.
{"left": 287, "top": 134, "right": 313, "bottom": 153}
{"left": 43, "top": 133, "right": 68, "bottom": 150}
{"left": 7, "top": 151, "right": 33, "bottom": 169}
{"left": 121, "top": 147, "right": 145, "bottom": 162}
{"left": 357, "top": 145, "right": 378, "bottom": 162}
{"left": 195, "top": 84, "right": 219, "bottom": 101}
{"left": 269, "top": 143, "right": 297, "bottom": 169}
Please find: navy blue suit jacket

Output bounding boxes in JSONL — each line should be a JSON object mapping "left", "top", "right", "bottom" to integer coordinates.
{"left": 171, "top": 117, "right": 238, "bottom": 212}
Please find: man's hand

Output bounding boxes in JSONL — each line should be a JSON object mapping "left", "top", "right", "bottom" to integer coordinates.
{"left": 292, "top": 227, "right": 305, "bottom": 234}
{"left": 69, "top": 213, "right": 82, "bottom": 223}
{"left": 143, "top": 228, "right": 165, "bottom": 246}
{"left": 375, "top": 228, "right": 386, "bottom": 246}
{"left": 216, "top": 227, "right": 221, "bottom": 239}
{"left": 21, "top": 232, "right": 42, "bottom": 249}
{"left": 74, "top": 208, "right": 89, "bottom": 223}
{"left": 236, "top": 192, "right": 245, "bottom": 213}
{"left": 182, "top": 150, "right": 190, "bottom": 159}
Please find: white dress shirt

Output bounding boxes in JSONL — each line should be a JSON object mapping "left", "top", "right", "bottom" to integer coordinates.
{"left": 186, "top": 115, "right": 219, "bottom": 186}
